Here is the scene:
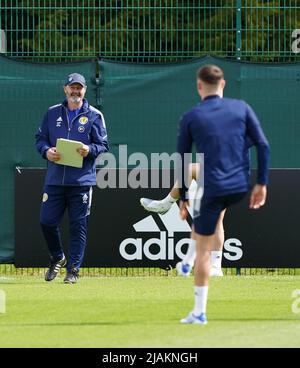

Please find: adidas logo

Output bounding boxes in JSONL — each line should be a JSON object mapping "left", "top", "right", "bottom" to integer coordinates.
{"left": 82, "top": 193, "right": 88, "bottom": 204}
{"left": 119, "top": 203, "right": 193, "bottom": 261}
{"left": 56, "top": 116, "right": 62, "bottom": 127}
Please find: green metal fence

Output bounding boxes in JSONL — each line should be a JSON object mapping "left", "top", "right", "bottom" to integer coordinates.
{"left": 1, "top": 0, "right": 300, "bottom": 62}
{"left": 2, "top": 264, "right": 300, "bottom": 277}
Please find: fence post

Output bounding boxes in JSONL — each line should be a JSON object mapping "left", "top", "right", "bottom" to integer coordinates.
{"left": 236, "top": 0, "right": 242, "bottom": 276}
{"left": 0, "top": 30, "right": 7, "bottom": 54}
{"left": 236, "top": 0, "right": 242, "bottom": 60}
{"left": 95, "top": 57, "right": 104, "bottom": 109}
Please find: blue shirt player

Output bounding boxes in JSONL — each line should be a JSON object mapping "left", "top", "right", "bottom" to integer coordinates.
{"left": 36, "top": 73, "right": 109, "bottom": 283}
{"left": 177, "top": 65, "right": 270, "bottom": 324}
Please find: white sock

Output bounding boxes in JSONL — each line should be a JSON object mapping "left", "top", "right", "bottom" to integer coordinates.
{"left": 183, "top": 239, "right": 196, "bottom": 266}
{"left": 193, "top": 286, "right": 209, "bottom": 316}
{"left": 211, "top": 251, "right": 222, "bottom": 269}
{"left": 162, "top": 193, "right": 177, "bottom": 204}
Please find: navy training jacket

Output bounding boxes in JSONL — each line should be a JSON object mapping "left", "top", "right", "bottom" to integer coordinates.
{"left": 35, "top": 99, "right": 109, "bottom": 186}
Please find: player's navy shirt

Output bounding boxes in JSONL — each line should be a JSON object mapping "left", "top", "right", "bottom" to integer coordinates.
{"left": 177, "top": 95, "right": 270, "bottom": 199}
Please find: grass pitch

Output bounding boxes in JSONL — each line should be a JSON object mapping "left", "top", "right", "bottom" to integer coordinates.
{"left": 0, "top": 275, "right": 300, "bottom": 348}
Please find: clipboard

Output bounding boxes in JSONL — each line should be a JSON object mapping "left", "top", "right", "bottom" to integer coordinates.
{"left": 55, "top": 138, "right": 84, "bottom": 168}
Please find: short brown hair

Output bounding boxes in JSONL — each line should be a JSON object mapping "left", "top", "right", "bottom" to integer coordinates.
{"left": 197, "top": 65, "right": 224, "bottom": 85}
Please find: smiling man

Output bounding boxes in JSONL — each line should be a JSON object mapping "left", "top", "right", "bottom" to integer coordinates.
{"left": 36, "top": 73, "right": 109, "bottom": 284}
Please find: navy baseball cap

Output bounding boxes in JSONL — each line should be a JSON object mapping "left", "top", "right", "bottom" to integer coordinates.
{"left": 64, "top": 73, "right": 87, "bottom": 87}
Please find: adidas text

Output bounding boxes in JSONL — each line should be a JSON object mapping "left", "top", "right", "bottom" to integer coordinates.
{"left": 119, "top": 231, "right": 192, "bottom": 260}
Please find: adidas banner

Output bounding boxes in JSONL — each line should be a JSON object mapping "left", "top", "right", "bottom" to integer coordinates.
{"left": 15, "top": 168, "right": 300, "bottom": 268}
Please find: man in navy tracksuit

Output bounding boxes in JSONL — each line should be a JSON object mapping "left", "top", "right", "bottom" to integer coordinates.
{"left": 177, "top": 65, "right": 270, "bottom": 324}
{"left": 36, "top": 73, "right": 109, "bottom": 284}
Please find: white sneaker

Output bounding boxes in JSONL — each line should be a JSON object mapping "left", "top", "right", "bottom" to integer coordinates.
{"left": 176, "top": 261, "right": 192, "bottom": 277}
{"left": 140, "top": 198, "right": 173, "bottom": 215}
{"left": 210, "top": 267, "right": 224, "bottom": 277}
{"left": 180, "top": 311, "right": 208, "bottom": 325}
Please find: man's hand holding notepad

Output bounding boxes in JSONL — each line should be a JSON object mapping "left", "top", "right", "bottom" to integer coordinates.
{"left": 55, "top": 138, "right": 84, "bottom": 168}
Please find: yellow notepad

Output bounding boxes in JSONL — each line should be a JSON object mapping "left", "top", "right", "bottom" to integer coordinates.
{"left": 55, "top": 138, "right": 84, "bottom": 168}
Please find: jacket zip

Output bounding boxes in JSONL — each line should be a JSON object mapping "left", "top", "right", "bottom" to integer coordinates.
{"left": 61, "top": 107, "right": 87, "bottom": 185}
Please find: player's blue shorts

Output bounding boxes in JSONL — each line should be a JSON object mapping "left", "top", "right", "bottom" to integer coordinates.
{"left": 193, "top": 192, "right": 247, "bottom": 236}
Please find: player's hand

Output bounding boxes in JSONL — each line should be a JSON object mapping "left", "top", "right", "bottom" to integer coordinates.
{"left": 46, "top": 147, "right": 61, "bottom": 162}
{"left": 249, "top": 184, "right": 267, "bottom": 209}
{"left": 77, "top": 145, "right": 89, "bottom": 157}
{"left": 180, "top": 200, "right": 189, "bottom": 220}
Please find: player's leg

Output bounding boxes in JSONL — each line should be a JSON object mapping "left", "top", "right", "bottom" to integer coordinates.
{"left": 140, "top": 163, "right": 199, "bottom": 214}
{"left": 180, "top": 232, "right": 215, "bottom": 325}
{"left": 181, "top": 192, "right": 247, "bottom": 324}
{"left": 176, "top": 210, "right": 225, "bottom": 277}
{"left": 176, "top": 229, "right": 196, "bottom": 277}
{"left": 40, "top": 185, "right": 67, "bottom": 281}
{"left": 210, "top": 209, "right": 226, "bottom": 277}
{"left": 64, "top": 186, "right": 92, "bottom": 284}
{"left": 180, "top": 198, "right": 225, "bottom": 325}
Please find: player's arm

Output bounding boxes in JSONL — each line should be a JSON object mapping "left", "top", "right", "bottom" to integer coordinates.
{"left": 86, "top": 114, "right": 109, "bottom": 159}
{"left": 35, "top": 110, "right": 53, "bottom": 159}
{"left": 245, "top": 104, "right": 270, "bottom": 209}
{"left": 176, "top": 114, "right": 193, "bottom": 219}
